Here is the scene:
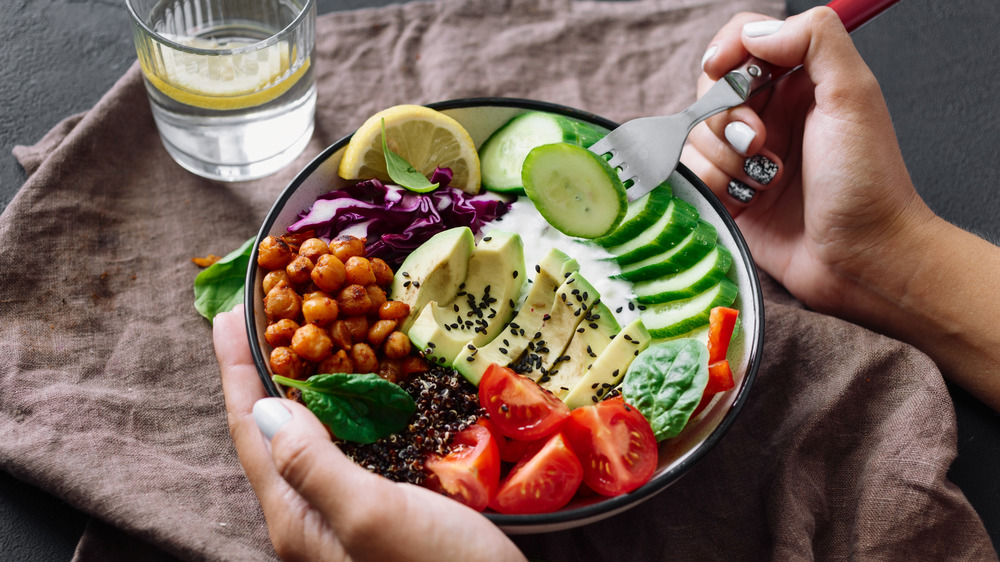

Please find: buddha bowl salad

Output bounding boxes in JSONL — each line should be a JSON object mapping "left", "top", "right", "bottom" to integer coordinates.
{"left": 253, "top": 105, "right": 741, "bottom": 515}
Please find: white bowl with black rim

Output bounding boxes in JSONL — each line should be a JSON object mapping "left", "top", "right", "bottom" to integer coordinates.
{"left": 244, "top": 97, "right": 764, "bottom": 534}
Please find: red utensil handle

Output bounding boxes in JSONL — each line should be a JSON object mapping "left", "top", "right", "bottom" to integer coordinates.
{"left": 827, "top": 0, "right": 901, "bottom": 32}
{"left": 727, "top": 0, "right": 902, "bottom": 100}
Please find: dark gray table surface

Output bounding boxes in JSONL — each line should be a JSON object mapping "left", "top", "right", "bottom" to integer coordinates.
{"left": 2, "top": 0, "right": 998, "bottom": 559}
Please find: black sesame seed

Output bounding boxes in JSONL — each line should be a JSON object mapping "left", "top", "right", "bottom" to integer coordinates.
{"left": 513, "top": 270, "right": 519, "bottom": 278}
{"left": 403, "top": 280, "right": 411, "bottom": 288}
{"left": 535, "top": 264, "right": 541, "bottom": 273}
{"left": 483, "top": 236, "right": 492, "bottom": 242}
{"left": 616, "top": 306, "right": 623, "bottom": 313}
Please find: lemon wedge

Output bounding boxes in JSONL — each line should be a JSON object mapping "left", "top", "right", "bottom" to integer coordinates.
{"left": 140, "top": 36, "right": 309, "bottom": 111}
{"left": 338, "top": 105, "right": 481, "bottom": 194}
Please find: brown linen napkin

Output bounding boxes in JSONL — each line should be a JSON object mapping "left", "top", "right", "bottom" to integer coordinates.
{"left": 4, "top": 0, "right": 995, "bottom": 560}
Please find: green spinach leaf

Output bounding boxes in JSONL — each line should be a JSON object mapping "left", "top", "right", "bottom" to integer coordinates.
{"left": 194, "top": 237, "right": 254, "bottom": 323}
{"left": 621, "top": 339, "right": 708, "bottom": 441}
{"left": 273, "top": 373, "right": 416, "bottom": 444}
{"left": 381, "top": 119, "right": 439, "bottom": 193}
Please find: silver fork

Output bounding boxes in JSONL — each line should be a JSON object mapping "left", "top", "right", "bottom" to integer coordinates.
{"left": 590, "top": 0, "right": 900, "bottom": 201}
{"left": 588, "top": 58, "right": 771, "bottom": 200}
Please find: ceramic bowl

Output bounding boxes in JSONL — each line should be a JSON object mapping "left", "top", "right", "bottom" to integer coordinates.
{"left": 245, "top": 97, "right": 764, "bottom": 534}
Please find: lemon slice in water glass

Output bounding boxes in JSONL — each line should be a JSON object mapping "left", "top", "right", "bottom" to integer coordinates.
{"left": 338, "top": 105, "right": 482, "bottom": 194}
{"left": 141, "top": 35, "right": 309, "bottom": 111}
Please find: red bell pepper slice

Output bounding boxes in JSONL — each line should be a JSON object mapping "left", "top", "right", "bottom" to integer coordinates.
{"left": 707, "top": 306, "right": 739, "bottom": 363}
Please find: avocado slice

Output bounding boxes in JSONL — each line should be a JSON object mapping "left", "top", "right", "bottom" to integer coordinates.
{"left": 454, "top": 247, "right": 579, "bottom": 385}
{"left": 511, "top": 271, "right": 600, "bottom": 383}
{"left": 390, "top": 227, "right": 475, "bottom": 332}
{"left": 539, "top": 299, "right": 620, "bottom": 398}
{"left": 562, "top": 318, "right": 651, "bottom": 409}
{"left": 406, "top": 231, "right": 526, "bottom": 365}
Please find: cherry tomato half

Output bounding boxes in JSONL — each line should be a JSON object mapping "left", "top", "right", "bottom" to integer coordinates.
{"left": 479, "top": 364, "right": 570, "bottom": 441}
{"left": 562, "top": 398, "right": 658, "bottom": 496}
{"left": 478, "top": 417, "right": 544, "bottom": 464}
{"left": 489, "top": 432, "right": 583, "bottom": 514}
{"left": 423, "top": 423, "right": 500, "bottom": 512}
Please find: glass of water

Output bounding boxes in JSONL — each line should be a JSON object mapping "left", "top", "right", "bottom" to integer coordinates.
{"left": 126, "top": 0, "right": 316, "bottom": 182}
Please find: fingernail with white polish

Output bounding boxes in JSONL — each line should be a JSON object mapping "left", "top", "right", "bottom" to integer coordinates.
{"left": 253, "top": 399, "right": 292, "bottom": 440}
{"left": 724, "top": 121, "right": 756, "bottom": 154}
{"left": 701, "top": 45, "right": 718, "bottom": 70}
{"left": 743, "top": 20, "right": 784, "bottom": 37}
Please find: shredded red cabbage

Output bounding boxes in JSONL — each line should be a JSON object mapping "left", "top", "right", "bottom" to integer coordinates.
{"left": 289, "top": 173, "right": 511, "bottom": 268}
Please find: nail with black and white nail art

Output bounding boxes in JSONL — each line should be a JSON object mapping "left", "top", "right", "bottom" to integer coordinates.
{"left": 727, "top": 180, "right": 756, "bottom": 204}
{"left": 744, "top": 155, "right": 778, "bottom": 185}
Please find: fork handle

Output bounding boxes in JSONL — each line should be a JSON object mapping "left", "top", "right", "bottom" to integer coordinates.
{"left": 722, "top": 0, "right": 901, "bottom": 102}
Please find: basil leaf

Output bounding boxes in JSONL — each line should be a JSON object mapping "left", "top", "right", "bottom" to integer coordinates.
{"left": 381, "top": 119, "right": 439, "bottom": 193}
{"left": 273, "top": 373, "right": 416, "bottom": 444}
{"left": 193, "top": 237, "right": 254, "bottom": 323}
{"left": 621, "top": 339, "right": 709, "bottom": 441}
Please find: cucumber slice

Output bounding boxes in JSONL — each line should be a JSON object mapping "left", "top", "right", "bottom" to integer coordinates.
{"left": 607, "top": 197, "right": 699, "bottom": 265}
{"left": 522, "top": 143, "right": 627, "bottom": 239}
{"left": 593, "top": 183, "right": 672, "bottom": 248}
{"left": 479, "top": 112, "right": 606, "bottom": 194}
{"left": 616, "top": 220, "right": 718, "bottom": 282}
{"left": 633, "top": 245, "right": 733, "bottom": 304}
{"left": 639, "top": 278, "right": 738, "bottom": 339}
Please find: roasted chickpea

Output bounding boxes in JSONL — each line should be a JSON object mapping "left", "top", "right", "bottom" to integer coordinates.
{"left": 318, "top": 349, "right": 353, "bottom": 374}
{"left": 329, "top": 235, "right": 366, "bottom": 262}
{"left": 298, "top": 238, "right": 330, "bottom": 262}
{"left": 257, "top": 236, "right": 293, "bottom": 270}
{"left": 265, "top": 318, "right": 299, "bottom": 348}
{"left": 311, "top": 254, "right": 347, "bottom": 293}
{"left": 400, "top": 355, "right": 429, "bottom": 378}
{"left": 383, "top": 331, "right": 412, "bottom": 359}
{"left": 370, "top": 258, "right": 394, "bottom": 286}
{"left": 262, "top": 270, "right": 291, "bottom": 295}
{"left": 344, "top": 256, "right": 376, "bottom": 286}
{"left": 280, "top": 230, "right": 315, "bottom": 251}
{"left": 342, "top": 315, "right": 369, "bottom": 343}
{"left": 351, "top": 342, "right": 379, "bottom": 373}
{"left": 264, "top": 285, "right": 301, "bottom": 321}
{"left": 285, "top": 255, "right": 314, "bottom": 285}
{"left": 302, "top": 295, "right": 339, "bottom": 326}
{"left": 330, "top": 320, "right": 354, "bottom": 349}
{"left": 367, "top": 319, "right": 397, "bottom": 347}
{"left": 291, "top": 324, "right": 333, "bottom": 363}
{"left": 377, "top": 358, "right": 402, "bottom": 383}
{"left": 270, "top": 346, "right": 309, "bottom": 379}
{"left": 365, "top": 284, "right": 387, "bottom": 313}
{"left": 378, "top": 300, "right": 410, "bottom": 320}
{"left": 337, "top": 284, "right": 372, "bottom": 316}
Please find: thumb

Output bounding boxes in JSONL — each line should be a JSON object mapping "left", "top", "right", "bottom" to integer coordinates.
{"left": 742, "top": 7, "right": 885, "bottom": 121}
{"left": 253, "top": 398, "right": 387, "bottom": 525}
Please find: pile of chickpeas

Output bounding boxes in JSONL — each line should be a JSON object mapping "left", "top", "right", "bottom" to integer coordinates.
{"left": 257, "top": 232, "right": 427, "bottom": 390}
